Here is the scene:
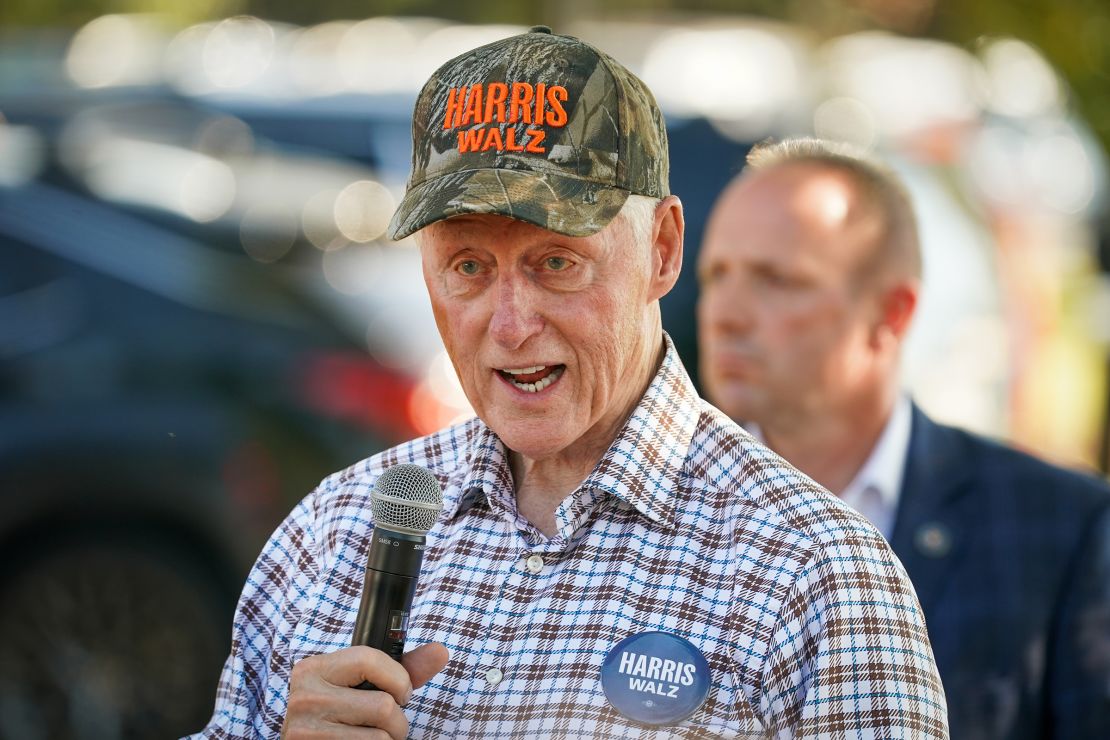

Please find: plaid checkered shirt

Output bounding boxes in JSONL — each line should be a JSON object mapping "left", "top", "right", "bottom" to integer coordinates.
{"left": 193, "top": 336, "right": 948, "bottom": 738}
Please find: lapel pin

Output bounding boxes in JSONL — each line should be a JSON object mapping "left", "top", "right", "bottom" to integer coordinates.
{"left": 914, "top": 522, "right": 953, "bottom": 558}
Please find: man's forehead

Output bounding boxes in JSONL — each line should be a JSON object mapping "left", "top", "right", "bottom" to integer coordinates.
{"left": 749, "top": 162, "right": 853, "bottom": 208}
{"left": 722, "top": 169, "right": 883, "bottom": 273}
{"left": 709, "top": 167, "right": 859, "bottom": 246}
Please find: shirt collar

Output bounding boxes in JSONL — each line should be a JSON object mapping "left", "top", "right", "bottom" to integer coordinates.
{"left": 838, "top": 394, "right": 912, "bottom": 536}
{"left": 444, "top": 423, "right": 510, "bottom": 522}
{"left": 443, "top": 333, "right": 702, "bottom": 528}
{"left": 578, "top": 332, "right": 702, "bottom": 526}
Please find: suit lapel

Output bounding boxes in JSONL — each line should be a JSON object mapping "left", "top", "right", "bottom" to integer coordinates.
{"left": 889, "top": 406, "right": 976, "bottom": 614}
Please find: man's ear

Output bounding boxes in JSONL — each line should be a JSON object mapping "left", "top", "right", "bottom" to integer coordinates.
{"left": 872, "top": 279, "right": 919, "bottom": 349}
{"left": 648, "top": 195, "right": 684, "bottom": 302}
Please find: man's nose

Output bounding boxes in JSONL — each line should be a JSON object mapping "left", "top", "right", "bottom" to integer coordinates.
{"left": 489, "top": 273, "right": 543, "bottom": 350}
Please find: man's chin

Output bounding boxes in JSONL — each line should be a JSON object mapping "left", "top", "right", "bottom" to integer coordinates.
{"left": 489, "top": 417, "right": 574, "bottom": 461}
{"left": 504, "top": 443, "right": 574, "bottom": 463}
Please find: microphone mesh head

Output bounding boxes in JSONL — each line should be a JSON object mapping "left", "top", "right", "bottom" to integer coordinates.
{"left": 370, "top": 464, "right": 443, "bottom": 534}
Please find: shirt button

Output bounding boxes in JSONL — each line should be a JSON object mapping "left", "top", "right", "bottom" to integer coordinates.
{"left": 525, "top": 554, "right": 544, "bottom": 574}
{"left": 484, "top": 667, "right": 503, "bottom": 686}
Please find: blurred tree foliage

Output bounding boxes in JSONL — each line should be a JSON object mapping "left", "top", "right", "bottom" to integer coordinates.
{"left": 929, "top": 0, "right": 1110, "bottom": 156}
{"left": 0, "top": 0, "right": 243, "bottom": 28}
{"left": 2, "top": 0, "right": 1108, "bottom": 152}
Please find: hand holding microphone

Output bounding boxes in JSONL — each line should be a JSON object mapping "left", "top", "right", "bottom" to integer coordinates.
{"left": 280, "top": 465, "right": 449, "bottom": 739}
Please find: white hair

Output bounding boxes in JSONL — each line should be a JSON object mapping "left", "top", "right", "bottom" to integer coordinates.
{"left": 618, "top": 193, "right": 660, "bottom": 248}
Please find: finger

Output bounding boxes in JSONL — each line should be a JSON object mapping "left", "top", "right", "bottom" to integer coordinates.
{"left": 329, "top": 688, "right": 410, "bottom": 740}
{"left": 314, "top": 646, "right": 414, "bottom": 705}
{"left": 402, "top": 642, "right": 450, "bottom": 691}
{"left": 285, "top": 671, "right": 409, "bottom": 740}
{"left": 334, "top": 731, "right": 391, "bottom": 740}
{"left": 282, "top": 720, "right": 395, "bottom": 740}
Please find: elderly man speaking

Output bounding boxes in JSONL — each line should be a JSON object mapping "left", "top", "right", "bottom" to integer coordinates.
{"left": 193, "top": 28, "right": 947, "bottom": 739}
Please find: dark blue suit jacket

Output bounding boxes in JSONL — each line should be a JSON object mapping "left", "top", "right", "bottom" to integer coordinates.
{"left": 891, "top": 406, "right": 1110, "bottom": 739}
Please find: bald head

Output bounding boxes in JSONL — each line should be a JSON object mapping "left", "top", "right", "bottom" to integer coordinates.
{"left": 743, "top": 138, "right": 922, "bottom": 286}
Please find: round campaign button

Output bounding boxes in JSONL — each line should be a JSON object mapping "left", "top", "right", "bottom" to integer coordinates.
{"left": 600, "top": 631, "right": 711, "bottom": 726}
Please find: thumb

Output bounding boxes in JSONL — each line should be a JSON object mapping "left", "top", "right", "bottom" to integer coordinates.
{"left": 402, "top": 642, "right": 450, "bottom": 690}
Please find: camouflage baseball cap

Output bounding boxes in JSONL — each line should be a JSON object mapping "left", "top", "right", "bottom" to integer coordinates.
{"left": 387, "top": 26, "right": 670, "bottom": 240}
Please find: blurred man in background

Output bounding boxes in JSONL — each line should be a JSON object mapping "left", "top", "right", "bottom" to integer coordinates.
{"left": 194, "top": 33, "right": 949, "bottom": 739}
{"left": 698, "top": 136, "right": 1110, "bottom": 739}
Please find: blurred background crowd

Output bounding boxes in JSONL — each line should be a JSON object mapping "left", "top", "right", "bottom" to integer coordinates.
{"left": 1, "top": 0, "right": 1108, "bottom": 737}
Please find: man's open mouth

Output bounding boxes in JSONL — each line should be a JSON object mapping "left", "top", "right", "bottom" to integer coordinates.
{"left": 497, "top": 364, "right": 566, "bottom": 393}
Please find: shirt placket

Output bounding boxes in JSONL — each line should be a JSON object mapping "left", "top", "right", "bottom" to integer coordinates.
{"left": 454, "top": 524, "right": 567, "bottom": 736}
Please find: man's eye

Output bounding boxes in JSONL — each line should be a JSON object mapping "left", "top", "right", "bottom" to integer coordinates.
{"left": 545, "top": 256, "right": 570, "bottom": 271}
{"left": 763, "top": 270, "right": 793, "bottom": 287}
{"left": 457, "top": 260, "right": 480, "bottom": 275}
{"left": 697, "top": 264, "right": 725, "bottom": 288}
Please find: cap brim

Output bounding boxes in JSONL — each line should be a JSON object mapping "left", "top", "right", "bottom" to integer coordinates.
{"left": 387, "top": 168, "right": 630, "bottom": 240}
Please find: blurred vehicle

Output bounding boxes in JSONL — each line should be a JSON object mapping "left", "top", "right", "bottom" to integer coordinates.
{"left": 0, "top": 110, "right": 449, "bottom": 735}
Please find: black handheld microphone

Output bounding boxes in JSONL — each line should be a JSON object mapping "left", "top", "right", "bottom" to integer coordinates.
{"left": 351, "top": 464, "right": 443, "bottom": 681}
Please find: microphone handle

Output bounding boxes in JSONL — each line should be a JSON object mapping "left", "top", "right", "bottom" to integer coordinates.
{"left": 352, "top": 528, "right": 425, "bottom": 690}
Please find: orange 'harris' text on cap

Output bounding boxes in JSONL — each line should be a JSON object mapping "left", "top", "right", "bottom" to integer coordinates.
{"left": 443, "top": 82, "right": 570, "bottom": 153}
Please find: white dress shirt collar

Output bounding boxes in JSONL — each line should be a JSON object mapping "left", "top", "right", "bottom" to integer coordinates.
{"left": 837, "top": 395, "right": 912, "bottom": 539}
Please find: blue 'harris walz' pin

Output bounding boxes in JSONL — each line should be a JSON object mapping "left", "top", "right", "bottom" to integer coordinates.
{"left": 601, "top": 631, "right": 711, "bottom": 726}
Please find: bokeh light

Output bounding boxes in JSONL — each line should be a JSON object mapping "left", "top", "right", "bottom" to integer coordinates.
{"left": 65, "top": 15, "right": 165, "bottom": 89}
{"left": 813, "top": 96, "right": 878, "bottom": 148}
{"left": 336, "top": 18, "right": 419, "bottom": 94}
{"left": 302, "top": 188, "right": 345, "bottom": 250}
{"left": 202, "top": 16, "right": 275, "bottom": 90}
{"left": 0, "top": 115, "right": 46, "bottom": 187}
{"left": 980, "top": 37, "right": 1063, "bottom": 119}
{"left": 334, "top": 180, "right": 395, "bottom": 243}
{"left": 79, "top": 136, "right": 235, "bottom": 222}
{"left": 642, "top": 24, "right": 806, "bottom": 138}
{"left": 821, "top": 32, "right": 982, "bottom": 138}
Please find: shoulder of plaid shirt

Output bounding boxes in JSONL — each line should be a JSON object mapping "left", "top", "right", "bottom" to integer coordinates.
{"left": 189, "top": 334, "right": 948, "bottom": 739}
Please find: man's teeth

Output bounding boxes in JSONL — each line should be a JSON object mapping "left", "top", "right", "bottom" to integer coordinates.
{"left": 501, "top": 365, "right": 564, "bottom": 393}
{"left": 503, "top": 365, "right": 546, "bottom": 375}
